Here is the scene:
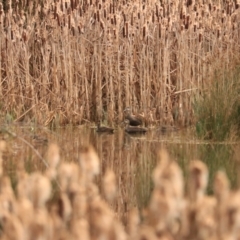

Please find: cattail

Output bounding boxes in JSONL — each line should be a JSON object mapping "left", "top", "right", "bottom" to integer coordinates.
{"left": 226, "top": 3, "right": 230, "bottom": 15}
{"left": 72, "top": 26, "right": 75, "bottom": 36}
{"left": 0, "top": 213, "right": 25, "bottom": 240}
{"left": 70, "top": 0, "right": 74, "bottom": 10}
{"left": 0, "top": 141, "right": 6, "bottom": 177}
{"left": 102, "top": 169, "right": 117, "bottom": 203}
{"left": 58, "top": 193, "right": 72, "bottom": 222}
{"left": 213, "top": 170, "right": 229, "bottom": 203}
{"left": 79, "top": 144, "right": 100, "bottom": 181}
{"left": 46, "top": 143, "right": 60, "bottom": 169}
{"left": 100, "top": 20, "right": 105, "bottom": 30}
{"left": 185, "top": 14, "right": 189, "bottom": 29}
{"left": 143, "top": 25, "right": 146, "bottom": 39}
{"left": 123, "top": 26, "right": 125, "bottom": 38}
{"left": 189, "top": 160, "right": 208, "bottom": 202}
{"left": 78, "top": 25, "right": 81, "bottom": 33}
{"left": 57, "top": 13, "right": 60, "bottom": 26}
{"left": 54, "top": 5, "right": 57, "bottom": 19}
{"left": 152, "top": 12, "right": 155, "bottom": 23}
{"left": 199, "top": 31, "right": 202, "bottom": 42}
{"left": 159, "top": 23, "right": 161, "bottom": 37}
{"left": 71, "top": 219, "right": 90, "bottom": 240}
{"left": 128, "top": 208, "right": 140, "bottom": 239}
{"left": 217, "top": 28, "right": 220, "bottom": 38}
{"left": 29, "top": 173, "right": 51, "bottom": 208}
{"left": 97, "top": 10, "right": 100, "bottom": 22}
{"left": 123, "top": 12, "right": 126, "bottom": 23}
{"left": 104, "top": 8, "right": 106, "bottom": 18}
{"left": 125, "top": 21, "right": 128, "bottom": 38}
{"left": 194, "top": 22, "right": 197, "bottom": 32}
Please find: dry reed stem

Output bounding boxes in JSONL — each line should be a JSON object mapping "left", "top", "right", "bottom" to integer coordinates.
{"left": 0, "top": 0, "right": 239, "bottom": 126}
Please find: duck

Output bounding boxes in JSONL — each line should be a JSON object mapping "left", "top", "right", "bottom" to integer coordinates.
{"left": 96, "top": 121, "right": 114, "bottom": 133}
{"left": 124, "top": 120, "right": 147, "bottom": 134}
{"left": 123, "top": 107, "right": 143, "bottom": 126}
{"left": 32, "top": 135, "right": 48, "bottom": 145}
{"left": 158, "top": 125, "right": 179, "bottom": 134}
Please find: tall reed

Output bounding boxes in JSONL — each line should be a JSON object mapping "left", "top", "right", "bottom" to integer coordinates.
{"left": 0, "top": 0, "right": 239, "bottom": 126}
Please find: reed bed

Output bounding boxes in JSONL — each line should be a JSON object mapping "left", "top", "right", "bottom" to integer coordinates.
{"left": 0, "top": 139, "right": 240, "bottom": 239}
{"left": 0, "top": 0, "right": 239, "bottom": 126}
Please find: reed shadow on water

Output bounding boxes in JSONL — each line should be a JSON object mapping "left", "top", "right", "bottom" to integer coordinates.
{"left": 2, "top": 125, "right": 240, "bottom": 222}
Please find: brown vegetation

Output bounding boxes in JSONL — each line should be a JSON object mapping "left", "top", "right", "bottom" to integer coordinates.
{"left": 0, "top": 0, "right": 240, "bottom": 126}
{"left": 0, "top": 141, "right": 240, "bottom": 239}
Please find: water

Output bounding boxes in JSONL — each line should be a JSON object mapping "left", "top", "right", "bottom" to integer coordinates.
{"left": 2, "top": 123, "right": 240, "bottom": 221}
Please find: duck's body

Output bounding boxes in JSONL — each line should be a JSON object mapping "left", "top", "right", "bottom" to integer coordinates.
{"left": 125, "top": 126, "right": 147, "bottom": 134}
{"left": 96, "top": 122, "right": 114, "bottom": 133}
{"left": 124, "top": 120, "right": 147, "bottom": 134}
{"left": 32, "top": 135, "right": 48, "bottom": 145}
{"left": 159, "top": 126, "right": 179, "bottom": 133}
{"left": 124, "top": 107, "right": 143, "bottom": 126}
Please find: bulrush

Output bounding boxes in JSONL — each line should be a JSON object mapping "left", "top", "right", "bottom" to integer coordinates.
{"left": 45, "top": 143, "right": 60, "bottom": 180}
{"left": 71, "top": 188, "right": 87, "bottom": 219}
{"left": 214, "top": 171, "right": 230, "bottom": 238}
{"left": 187, "top": 160, "right": 217, "bottom": 240}
{"left": 147, "top": 149, "right": 185, "bottom": 235}
{"left": 16, "top": 173, "right": 34, "bottom": 238}
{"left": 28, "top": 172, "right": 51, "bottom": 209}
{"left": 153, "top": 149, "right": 184, "bottom": 200}
{"left": 221, "top": 191, "right": 240, "bottom": 240}
{"left": 89, "top": 197, "right": 127, "bottom": 240}
{"left": 213, "top": 170, "right": 230, "bottom": 204}
{"left": 57, "top": 162, "right": 80, "bottom": 194}
{"left": 0, "top": 176, "right": 17, "bottom": 216}
{"left": 188, "top": 160, "right": 209, "bottom": 203}
{"left": 102, "top": 168, "right": 117, "bottom": 203}
{"left": 0, "top": 140, "right": 6, "bottom": 176}
{"left": 70, "top": 218, "right": 90, "bottom": 240}
{"left": 0, "top": 212, "right": 25, "bottom": 240}
{"left": 127, "top": 208, "right": 140, "bottom": 239}
{"left": 26, "top": 172, "right": 53, "bottom": 240}
{"left": 78, "top": 144, "right": 100, "bottom": 182}
{"left": 57, "top": 192, "right": 72, "bottom": 223}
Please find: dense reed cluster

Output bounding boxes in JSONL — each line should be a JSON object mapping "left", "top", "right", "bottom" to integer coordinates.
{"left": 0, "top": 0, "right": 240, "bottom": 126}
{"left": 0, "top": 140, "right": 239, "bottom": 240}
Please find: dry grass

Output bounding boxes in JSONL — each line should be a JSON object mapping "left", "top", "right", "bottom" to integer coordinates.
{"left": 0, "top": 0, "right": 239, "bottom": 126}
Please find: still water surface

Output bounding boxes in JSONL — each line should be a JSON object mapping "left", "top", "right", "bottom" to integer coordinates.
{"left": 3, "top": 124, "right": 240, "bottom": 220}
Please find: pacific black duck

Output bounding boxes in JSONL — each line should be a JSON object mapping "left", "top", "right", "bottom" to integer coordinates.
{"left": 123, "top": 107, "right": 143, "bottom": 126}
{"left": 124, "top": 120, "right": 147, "bottom": 134}
{"left": 96, "top": 121, "right": 114, "bottom": 133}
